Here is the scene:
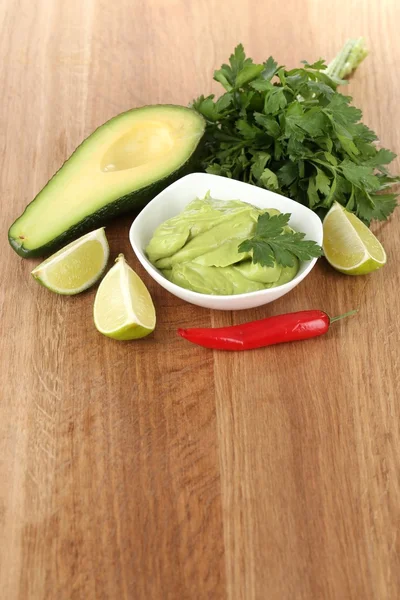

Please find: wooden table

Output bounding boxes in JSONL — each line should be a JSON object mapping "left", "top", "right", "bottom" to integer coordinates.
{"left": 1, "top": 1, "right": 399, "bottom": 598}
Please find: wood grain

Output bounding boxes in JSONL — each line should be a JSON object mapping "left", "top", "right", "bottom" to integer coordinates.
{"left": 1, "top": 1, "right": 399, "bottom": 598}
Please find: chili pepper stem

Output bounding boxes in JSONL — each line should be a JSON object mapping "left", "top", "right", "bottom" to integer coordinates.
{"left": 329, "top": 309, "right": 358, "bottom": 323}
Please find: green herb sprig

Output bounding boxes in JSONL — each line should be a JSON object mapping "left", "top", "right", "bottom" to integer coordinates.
{"left": 193, "top": 44, "right": 399, "bottom": 224}
{"left": 239, "top": 212, "right": 323, "bottom": 267}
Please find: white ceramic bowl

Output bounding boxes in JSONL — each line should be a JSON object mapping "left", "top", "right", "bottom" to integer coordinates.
{"left": 129, "top": 173, "right": 323, "bottom": 310}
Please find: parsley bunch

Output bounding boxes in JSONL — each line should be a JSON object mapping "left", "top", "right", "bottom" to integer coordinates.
{"left": 193, "top": 45, "right": 399, "bottom": 224}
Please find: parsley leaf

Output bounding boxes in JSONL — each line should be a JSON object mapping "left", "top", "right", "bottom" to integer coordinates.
{"left": 365, "top": 148, "right": 397, "bottom": 167}
{"left": 340, "top": 159, "right": 380, "bottom": 190}
{"left": 193, "top": 95, "right": 220, "bottom": 122}
{"left": 236, "top": 64, "right": 265, "bottom": 87}
{"left": 264, "top": 88, "right": 287, "bottom": 114}
{"left": 260, "top": 168, "right": 279, "bottom": 190}
{"left": 263, "top": 56, "right": 279, "bottom": 80}
{"left": 315, "top": 168, "right": 331, "bottom": 196}
{"left": 357, "top": 193, "right": 398, "bottom": 222}
{"left": 302, "top": 58, "right": 328, "bottom": 70}
{"left": 238, "top": 212, "right": 323, "bottom": 267}
{"left": 250, "top": 152, "right": 271, "bottom": 180}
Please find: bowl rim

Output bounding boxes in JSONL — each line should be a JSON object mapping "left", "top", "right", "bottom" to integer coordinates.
{"left": 129, "top": 173, "right": 323, "bottom": 302}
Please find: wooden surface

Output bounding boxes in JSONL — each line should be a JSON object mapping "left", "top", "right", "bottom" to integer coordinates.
{"left": 1, "top": 1, "right": 399, "bottom": 598}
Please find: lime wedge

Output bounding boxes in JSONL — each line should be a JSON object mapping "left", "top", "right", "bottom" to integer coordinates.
{"left": 31, "top": 228, "right": 110, "bottom": 294}
{"left": 94, "top": 254, "right": 156, "bottom": 340}
{"left": 323, "top": 202, "right": 386, "bottom": 275}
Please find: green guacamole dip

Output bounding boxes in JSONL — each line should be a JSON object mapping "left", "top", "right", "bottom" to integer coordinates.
{"left": 145, "top": 195, "right": 299, "bottom": 295}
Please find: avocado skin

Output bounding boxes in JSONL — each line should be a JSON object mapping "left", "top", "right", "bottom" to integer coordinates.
{"left": 8, "top": 107, "right": 206, "bottom": 258}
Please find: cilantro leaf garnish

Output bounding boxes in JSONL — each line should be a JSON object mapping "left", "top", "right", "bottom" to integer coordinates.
{"left": 238, "top": 213, "right": 323, "bottom": 268}
{"left": 193, "top": 44, "right": 399, "bottom": 225}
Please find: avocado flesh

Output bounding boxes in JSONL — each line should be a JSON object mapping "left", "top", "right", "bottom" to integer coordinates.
{"left": 9, "top": 105, "right": 205, "bottom": 257}
{"left": 146, "top": 197, "right": 300, "bottom": 296}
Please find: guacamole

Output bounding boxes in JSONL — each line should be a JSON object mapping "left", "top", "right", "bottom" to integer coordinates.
{"left": 145, "top": 195, "right": 299, "bottom": 295}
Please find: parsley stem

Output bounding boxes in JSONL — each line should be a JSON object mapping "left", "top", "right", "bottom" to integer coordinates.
{"left": 326, "top": 38, "right": 368, "bottom": 81}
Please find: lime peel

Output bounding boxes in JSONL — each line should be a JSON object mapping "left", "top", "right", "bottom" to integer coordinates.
{"left": 31, "top": 228, "right": 110, "bottom": 294}
{"left": 93, "top": 253, "right": 156, "bottom": 340}
{"left": 323, "top": 202, "right": 386, "bottom": 275}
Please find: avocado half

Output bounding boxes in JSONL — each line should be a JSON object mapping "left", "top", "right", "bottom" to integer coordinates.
{"left": 9, "top": 105, "right": 205, "bottom": 257}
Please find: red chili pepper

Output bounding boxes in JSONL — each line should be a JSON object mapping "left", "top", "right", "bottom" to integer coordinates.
{"left": 177, "top": 309, "right": 357, "bottom": 351}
